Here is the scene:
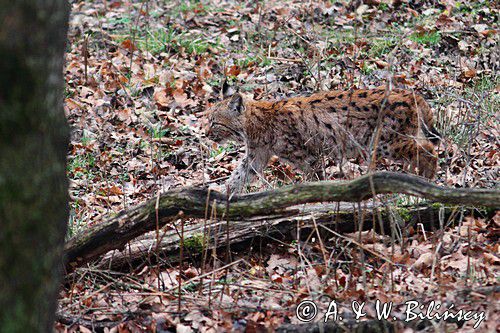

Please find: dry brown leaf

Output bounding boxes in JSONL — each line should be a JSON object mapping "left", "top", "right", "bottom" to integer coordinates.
{"left": 153, "top": 88, "right": 172, "bottom": 108}
{"left": 412, "top": 252, "right": 434, "bottom": 270}
{"left": 120, "top": 39, "right": 137, "bottom": 52}
{"left": 483, "top": 253, "right": 500, "bottom": 265}
{"left": 462, "top": 67, "right": 477, "bottom": 78}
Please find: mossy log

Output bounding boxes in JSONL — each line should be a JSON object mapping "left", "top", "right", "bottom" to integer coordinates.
{"left": 65, "top": 172, "right": 499, "bottom": 271}
{"left": 98, "top": 202, "right": 479, "bottom": 270}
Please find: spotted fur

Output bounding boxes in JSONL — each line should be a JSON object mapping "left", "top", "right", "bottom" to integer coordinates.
{"left": 206, "top": 87, "right": 439, "bottom": 193}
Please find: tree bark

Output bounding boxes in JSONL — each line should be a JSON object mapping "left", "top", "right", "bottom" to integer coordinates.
{"left": 65, "top": 171, "right": 499, "bottom": 271}
{"left": 0, "top": 1, "right": 70, "bottom": 331}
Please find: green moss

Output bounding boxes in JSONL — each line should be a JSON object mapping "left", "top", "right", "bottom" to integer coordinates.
{"left": 396, "top": 207, "right": 412, "bottom": 223}
{"left": 183, "top": 282, "right": 201, "bottom": 292}
{"left": 148, "top": 124, "right": 169, "bottom": 139}
{"left": 409, "top": 30, "right": 441, "bottom": 46}
{"left": 380, "top": 206, "right": 414, "bottom": 224}
{"left": 111, "top": 22, "right": 221, "bottom": 56}
{"left": 360, "top": 62, "right": 375, "bottom": 75}
{"left": 378, "top": 3, "right": 389, "bottom": 11}
{"left": 67, "top": 153, "right": 96, "bottom": 179}
{"left": 236, "top": 54, "right": 272, "bottom": 68}
{"left": 368, "top": 37, "right": 398, "bottom": 57}
{"left": 183, "top": 233, "right": 205, "bottom": 253}
{"left": 430, "top": 202, "right": 444, "bottom": 209}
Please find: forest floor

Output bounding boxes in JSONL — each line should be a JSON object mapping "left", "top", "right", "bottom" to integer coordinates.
{"left": 59, "top": 0, "right": 498, "bottom": 332}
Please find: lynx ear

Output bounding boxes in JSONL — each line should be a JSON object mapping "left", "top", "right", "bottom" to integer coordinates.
{"left": 228, "top": 93, "right": 243, "bottom": 113}
{"left": 222, "top": 81, "right": 237, "bottom": 99}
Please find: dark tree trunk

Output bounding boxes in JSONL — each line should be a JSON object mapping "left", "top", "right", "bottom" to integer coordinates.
{"left": 0, "top": 1, "right": 70, "bottom": 331}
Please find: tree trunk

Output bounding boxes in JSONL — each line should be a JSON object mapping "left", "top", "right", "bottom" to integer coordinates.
{"left": 0, "top": 1, "right": 70, "bottom": 331}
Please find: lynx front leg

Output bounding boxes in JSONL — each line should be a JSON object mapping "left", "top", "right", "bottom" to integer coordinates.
{"left": 226, "top": 155, "right": 250, "bottom": 194}
{"left": 227, "top": 151, "right": 270, "bottom": 194}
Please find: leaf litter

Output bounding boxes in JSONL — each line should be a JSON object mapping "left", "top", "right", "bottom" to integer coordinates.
{"left": 60, "top": 0, "right": 498, "bottom": 331}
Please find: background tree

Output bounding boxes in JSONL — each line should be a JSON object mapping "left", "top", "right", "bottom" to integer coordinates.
{"left": 0, "top": 1, "right": 70, "bottom": 331}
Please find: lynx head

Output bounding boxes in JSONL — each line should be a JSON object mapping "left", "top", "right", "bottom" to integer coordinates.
{"left": 205, "top": 82, "right": 245, "bottom": 143}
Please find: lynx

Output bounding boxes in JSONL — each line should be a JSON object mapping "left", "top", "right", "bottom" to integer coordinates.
{"left": 205, "top": 85, "right": 440, "bottom": 193}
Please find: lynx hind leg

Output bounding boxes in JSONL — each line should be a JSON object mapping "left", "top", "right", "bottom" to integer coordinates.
{"left": 412, "top": 141, "right": 438, "bottom": 179}
{"left": 308, "top": 159, "right": 326, "bottom": 181}
{"left": 297, "top": 156, "right": 325, "bottom": 181}
{"left": 393, "top": 139, "right": 437, "bottom": 179}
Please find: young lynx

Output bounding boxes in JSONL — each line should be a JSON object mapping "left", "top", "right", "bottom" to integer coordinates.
{"left": 205, "top": 85, "right": 440, "bottom": 193}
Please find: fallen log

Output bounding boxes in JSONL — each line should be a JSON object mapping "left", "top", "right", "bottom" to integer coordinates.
{"left": 98, "top": 203, "right": 478, "bottom": 270}
{"left": 65, "top": 172, "right": 499, "bottom": 271}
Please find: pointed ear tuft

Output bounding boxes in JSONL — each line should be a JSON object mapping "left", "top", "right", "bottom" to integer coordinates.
{"left": 228, "top": 93, "right": 243, "bottom": 113}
